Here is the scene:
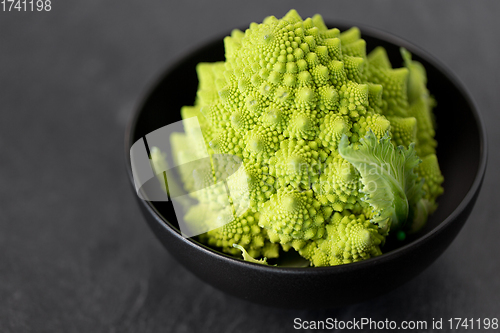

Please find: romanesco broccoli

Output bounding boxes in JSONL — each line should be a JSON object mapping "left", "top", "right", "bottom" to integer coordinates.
{"left": 164, "top": 10, "right": 444, "bottom": 266}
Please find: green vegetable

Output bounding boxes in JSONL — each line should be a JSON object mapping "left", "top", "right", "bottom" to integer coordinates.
{"left": 162, "top": 9, "right": 444, "bottom": 266}
{"left": 338, "top": 131, "right": 424, "bottom": 234}
{"left": 233, "top": 244, "right": 270, "bottom": 265}
{"left": 298, "top": 212, "right": 384, "bottom": 266}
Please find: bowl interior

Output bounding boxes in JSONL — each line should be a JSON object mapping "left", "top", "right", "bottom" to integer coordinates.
{"left": 130, "top": 24, "right": 483, "bottom": 261}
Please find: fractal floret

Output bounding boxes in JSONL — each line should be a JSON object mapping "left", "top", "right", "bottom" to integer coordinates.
{"left": 162, "top": 10, "right": 444, "bottom": 266}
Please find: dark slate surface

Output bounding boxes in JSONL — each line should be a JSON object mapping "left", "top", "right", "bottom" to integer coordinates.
{"left": 1, "top": 1, "right": 499, "bottom": 332}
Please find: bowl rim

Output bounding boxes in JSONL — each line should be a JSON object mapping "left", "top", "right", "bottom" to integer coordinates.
{"left": 124, "top": 21, "right": 488, "bottom": 273}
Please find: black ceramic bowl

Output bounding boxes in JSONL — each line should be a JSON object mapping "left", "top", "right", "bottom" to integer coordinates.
{"left": 125, "top": 23, "right": 487, "bottom": 309}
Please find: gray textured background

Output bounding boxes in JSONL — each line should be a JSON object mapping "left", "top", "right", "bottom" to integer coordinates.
{"left": 1, "top": 1, "right": 499, "bottom": 332}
